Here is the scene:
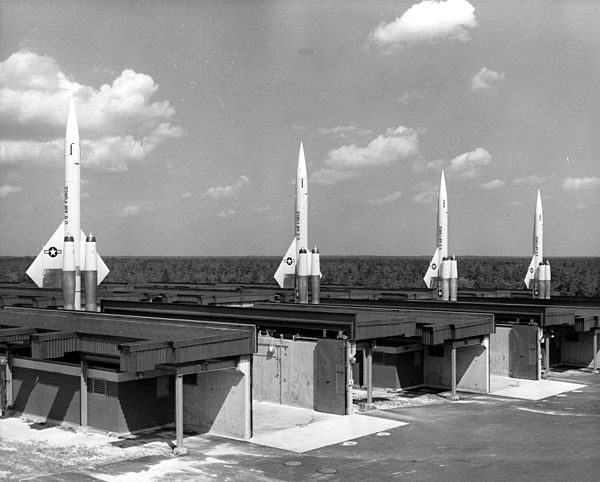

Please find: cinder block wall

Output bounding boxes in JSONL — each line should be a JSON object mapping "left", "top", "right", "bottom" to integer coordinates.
{"left": 253, "top": 335, "right": 316, "bottom": 409}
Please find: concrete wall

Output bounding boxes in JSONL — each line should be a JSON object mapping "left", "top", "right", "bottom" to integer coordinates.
{"left": 183, "top": 368, "right": 249, "bottom": 440}
{"left": 490, "top": 326, "right": 511, "bottom": 376}
{"left": 352, "top": 349, "right": 423, "bottom": 390}
{"left": 12, "top": 366, "right": 80, "bottom": 425}
{"left": 253, "top": 335, "right": 316, "bottom": 409}
{"left": 116, "top": 377, "right": 174, "bottom": 434}
{"left": 423, "top": 337, "right": 490, "bottom": 394}
{"left": 12, "top": 364, "right": 175, "bottom": 434}
{"left": 560, "top": 331, "right": 599, "bottom": 368}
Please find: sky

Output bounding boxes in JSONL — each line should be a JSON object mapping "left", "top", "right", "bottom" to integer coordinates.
{"left": 1, "top": 0, "right": 599, "bottom": 257}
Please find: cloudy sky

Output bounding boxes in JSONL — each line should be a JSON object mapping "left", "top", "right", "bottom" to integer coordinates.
{"left": 1, "top": 0, "right": 599, "bottom": 257}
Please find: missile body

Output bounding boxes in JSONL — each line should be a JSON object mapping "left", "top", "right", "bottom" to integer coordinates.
{"left": 524, "top": 190, "right": 549, "bottom": 298}
{"left": 26, "top": 96, "right": 109, "bottom": 306}
{"left": 64, "top": 97, "right": 82, "bottom": 308}
{"left": 296, "top": 142, "right": 308, "bottom": 266}
{"left": 424, "top": 171, "right": 454, "bottom": 299}
{"left": 274, "top": 143, "right": 321, "bottom": 294}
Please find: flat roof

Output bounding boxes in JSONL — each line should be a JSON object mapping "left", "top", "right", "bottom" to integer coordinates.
{"left": 0, "top": 306, "right": 256, "bottom": 373}
{"left": 100, "top": 299, "right": 494, "bottom": 344}
{"left": 265, "top": 302, "right": 495, "bottom": 345}
{"left": 101, "top": 299, "right": 417, "bottom": 340}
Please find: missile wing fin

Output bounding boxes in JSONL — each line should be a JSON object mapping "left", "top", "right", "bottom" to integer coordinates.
{"left": 524, "top": 254, "right": 536, "bottom": 289}
{"left": 423, "top": 247, "right": 440, "bottom": 289}
{"left": 26, "top": 222, "right": 66, "bottom": 288}
{"left": 274, "top": 238, "right": 297, "bottom": 289}
{"left": 26, "top": 223, "right": 110, "bottom": 288}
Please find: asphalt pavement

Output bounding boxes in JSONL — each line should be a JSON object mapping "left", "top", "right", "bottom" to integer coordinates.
{"left": 32, "top": 368, "right": 600, "bottom": 482}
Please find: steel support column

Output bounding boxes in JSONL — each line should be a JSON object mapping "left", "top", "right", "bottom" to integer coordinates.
{"left": 593, "top": 330, "right": 598, "bottom": 374}
{"left": 366, "top": 343, "right": 373, "bottom": 406}
{"left": 537, "top": 327, "right": 542, "bottom": 380}
{"left": 237, "top": 355, "right": 252, "bottom": 440}
{"left": 80, "top": 360, "right": 88, "bottom": 428}
{"left": 346, "top": 340, "right": 355, "bottom": 415}
{"left": 545, "top": 334, "right": 551, "bottom": 377}
{"left": 451, "top": 345, "right": 459, "bottom": 401}
{"left": 5, "top": 350, "right": 12, "bottom": 409}
{"left": 174, "top": 374, "right": 187, "bottom": 455}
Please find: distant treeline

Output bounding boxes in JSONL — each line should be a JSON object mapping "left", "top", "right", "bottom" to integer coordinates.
{"left": 1, "top": 256, "right": 598, "bottom": 297}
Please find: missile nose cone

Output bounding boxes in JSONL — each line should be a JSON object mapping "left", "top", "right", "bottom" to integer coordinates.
{"left": 297, "top": 142, "right": 306, "bottom": 171}
{"left": 439, "top": 170, "right": 447, "bottom": 197}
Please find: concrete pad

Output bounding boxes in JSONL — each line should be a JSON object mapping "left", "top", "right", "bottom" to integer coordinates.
{"left": 490, "top": 375, "right": 586, "bottom": 400}
{"left": 250, "top": 401, "right": 407, "bottom": 453}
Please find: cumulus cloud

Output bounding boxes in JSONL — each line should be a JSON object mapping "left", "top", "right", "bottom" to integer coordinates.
{"left": 0, "top": 50, "right": 184, "bottom": 170}
{"left": 514, "top": 174, "right": 546, "bottom": 185}
{"left": 562, "top": 177, "right": 600, "bottom": 191}
{"left": 370, "top": 0, "right": 477, "bottom": 48}
{"left": 216, "top": 208, "right": 235, "bottom": 218}
{"left": 0, "top": 184, "right": 21, "bottom": 197}
{"left": 368, "top": 191, "right": 402, "bottom": 205}
{"left": 204, "top": 175, "right": 250, "bottom": 199}
{"left": 118, "top": 205, "right": 141, "bottom": 217}
{"left": 181, "top": 192, "right": 192, "bottom": 198}
{"left": 411, "top": 181, "right": 437, "bottom": 204}
{"left": 448, "top": 147, "right": 491, "bottom": 177}
{"left": 481, "top": 179, "right": 505, "bottom": 189}
{"left": 325, "top": 126, "right": 419, "bottom": 170}
{"left": 318, "top": 125, "right": 372, "bottom": 138}
{"left": 472, "top": 67, "right": 505, "bottom": 90}
{"left": 313, "top": 126, "right": 419, "bottom": 185}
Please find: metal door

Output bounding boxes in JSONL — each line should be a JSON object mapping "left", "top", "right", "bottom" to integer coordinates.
{"left": 315, "top": 338, "right": 346, "bottom": 414}
{"left": 509, "top": 325, "right": 538, "bottom": 379}
{"left": 549, "top": 335, "right": 561, "bottom": 366}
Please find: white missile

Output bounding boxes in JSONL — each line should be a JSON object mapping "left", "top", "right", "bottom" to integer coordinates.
{"left": 274, "top": 142, "right": 310, "bottom": 289}
{"left": 424, "top": 171, "right": 448, "bottom": 290}
{"left": 524, "top": 190, "right": 544, "bottom": 292}
{"left": 26, "top": 96, "right": 109, "bottom": 306}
